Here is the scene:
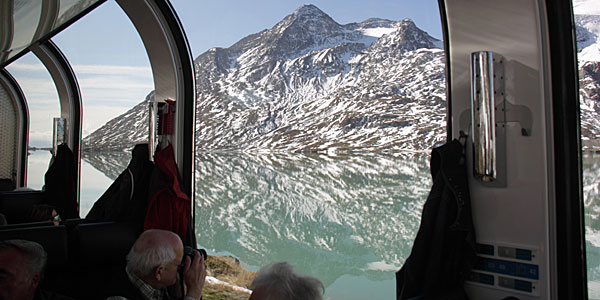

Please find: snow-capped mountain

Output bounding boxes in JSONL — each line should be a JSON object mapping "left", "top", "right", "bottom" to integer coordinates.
{"left": 84, "top": 4, "right": 600, "bottom": 152}
{"left": 577, "top": 14, "right": 600, "bottom": 62}
{"left": 83, "top": 5, "right": 445, "bottom": 152}
{"left": 83, "top": 91, "right": 153, "bottom": 150}
{"left": 576, "top": 0, "right": 600, "bottom": 151}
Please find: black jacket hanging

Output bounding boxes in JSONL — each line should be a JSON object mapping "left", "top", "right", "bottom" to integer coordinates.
{"left": 43, "top": 144, "right": 78, "bottom": 219}
{"left": 396, "top": 139, "right": 477, "bottom": 300}
{"left": 86, "top": 144, "right": 154, "bottom": 226}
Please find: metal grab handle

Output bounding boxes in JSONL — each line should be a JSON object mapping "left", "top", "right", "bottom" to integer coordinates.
{"left": 148, "top": 100, "right": 158, "bottom": 161}
{"left": 471, "top": 51, "right": 500, "bottom": 182}
{"left": 52, "top": 117, "right": 66, "bottom": 156}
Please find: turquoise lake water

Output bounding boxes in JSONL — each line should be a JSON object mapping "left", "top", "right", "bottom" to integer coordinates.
{"left": 25, "top": 150, "right": 600, "bottom": 299}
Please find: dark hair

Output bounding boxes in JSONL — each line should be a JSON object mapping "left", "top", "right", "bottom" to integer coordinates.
{"left": 29, "top": 204, "right": 57, "bottom": 222}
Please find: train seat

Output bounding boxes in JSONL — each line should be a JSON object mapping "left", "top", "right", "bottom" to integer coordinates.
{"left": 0, "top": 224, "right": 69, "bottom": 270}
{"left": 0, "top": 190, "right": 45, "bottom": 224}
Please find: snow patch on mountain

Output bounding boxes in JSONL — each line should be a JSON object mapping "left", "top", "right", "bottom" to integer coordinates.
{"left": 574, "top": 0, "right": 600, "bottom": 15}
{"left": 577, "top": 15, "right": 600, "bottom": 62}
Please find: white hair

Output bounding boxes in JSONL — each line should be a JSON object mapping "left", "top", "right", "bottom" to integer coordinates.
{"left": 251, "top": 261, "right": 324, "bottom": 300}
{"left": 126, "top": 244, "right": 176, "bottom": 276}
{"left": 0, "top": 239, "right": 47, "bottom": 276}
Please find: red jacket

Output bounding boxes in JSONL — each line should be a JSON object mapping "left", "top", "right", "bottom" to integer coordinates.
{"left": 143, "top": 145, "right": 190, "bottom": 240}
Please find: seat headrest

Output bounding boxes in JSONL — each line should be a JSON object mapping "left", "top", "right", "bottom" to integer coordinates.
{"left": 0, "top": 225, "right": 68, "bottom": 270}
{"left": 0, "top": 191, "right": 45, "bottom": 224}
{"left": 71, "top": 222, "right": 140, "bottom": 266}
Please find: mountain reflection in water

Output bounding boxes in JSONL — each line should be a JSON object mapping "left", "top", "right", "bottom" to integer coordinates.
{"left": 82, "top": 150, "right": 600, "bottom": 296}
{"left": 193, "top": 151, "right": 431, "bottom": 286}
{"left": 583, "top": 152, "right": 600, "bottom": 288}
{"left": 84, "top": 150, "right": 431, "bottom": 286}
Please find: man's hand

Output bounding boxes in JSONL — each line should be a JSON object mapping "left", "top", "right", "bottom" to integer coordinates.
{"left": 183, "top": 250, "right": 207, "bottom": 299}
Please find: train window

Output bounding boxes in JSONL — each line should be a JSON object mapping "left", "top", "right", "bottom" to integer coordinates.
{"left": 170, "top": 1, "right": 444, "bottom": 299}
{"left": 5, "top": 1, "right": 154, "bottom": 216}
{"left": 1, "top": 0, "right": 103, "bottom": 65}
{"left": 574, "top": 0, "right": 600, "bottom": 297}
{"left": 53, "top": 1, "right": 152, "bottom": 216}
{"left": 5, "top": 53, "right": 60, "bottom": 190}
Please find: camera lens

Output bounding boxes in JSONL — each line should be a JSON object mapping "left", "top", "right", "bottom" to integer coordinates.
{"left": 183, "top": 246, "right": 207, "bottom": 261}
{"left": 199, "top": 248, "right": 207, "bottom": 261}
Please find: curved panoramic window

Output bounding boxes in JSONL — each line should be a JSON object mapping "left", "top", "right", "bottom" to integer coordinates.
{"left": 171, "top": 1, "right": 444, "bottom": 299}
{"left": 52, "top": 1, "right": 153, "bottom": 216}
{"left": 0, "top": 0, "right": 103, "bottom": 66}
{"left": 5, "top": 53, "right": 60, "bottom": 189}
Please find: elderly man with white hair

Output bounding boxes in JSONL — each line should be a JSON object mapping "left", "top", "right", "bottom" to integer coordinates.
{"left": 105, "top": 229, "right": 206, "bottom": 300}
{"left": 249, "top": 261, "right": 325, "bottom": 300}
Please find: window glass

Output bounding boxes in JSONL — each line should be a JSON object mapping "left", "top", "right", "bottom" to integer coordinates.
{"left": 5, "top": 53, "right": 59, "bottom": 189}
{"left": 171, "top": 1, "right": 444, "bottom": 299}
{"left": 11, "top": 0, "right": 41, "bottom": 56}
{"left": 56, "top": 0, "right": 102, "bottom": 26}
{"left": 573, "top": 0, "right": 600, "bottom": 298}
{"left": 52, "top": 0, "right": 153, "bottom": 217}
{"left": 2, "top": 0, "right": 103, "bottom": 66}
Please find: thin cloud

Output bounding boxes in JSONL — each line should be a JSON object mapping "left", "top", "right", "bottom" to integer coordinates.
{"left": 6, "top": 63, "right": 47, "bottom": 72}
{"left": 78, "top": 76, "right": 153, "bottom": 90}
{"left": 73, "top": 64, "right": 152, "bottom": 77}
{"left": 8, "top": 62, "right": 152, "bottom": 78}
{"left": 7, "top": 62, "right": 154, "bottom": 145}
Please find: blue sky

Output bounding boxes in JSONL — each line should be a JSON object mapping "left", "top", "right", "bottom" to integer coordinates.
{"left": 172, "top": 0, "right": 443, "bottom": 57}
{"left": 53, "top": 0, "right": 443, "bottom": 65}
{"left": 7, "top": 0, "right": 442, "bottom": 147}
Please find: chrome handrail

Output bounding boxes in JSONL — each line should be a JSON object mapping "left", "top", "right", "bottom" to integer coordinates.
{"left": 471, "top": 51, "right": 500, "bottom": 182}
{"left": 148, "top": 100, "right": 158, "bottom": 162}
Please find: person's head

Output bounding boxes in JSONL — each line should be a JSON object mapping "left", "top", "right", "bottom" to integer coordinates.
{"left": 0, "top": 239, "right": 48, "bottom": 300}
{"left": 249, "top": 261, "right": 324, "bottom": 300}
{"left": 126, "top": 229, "right": 184, "bottom": 289}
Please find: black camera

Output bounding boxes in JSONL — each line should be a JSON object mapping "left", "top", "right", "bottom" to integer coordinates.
{"left": 179, "top": 247, "right": 208, "bottom": 299}
{"left": 183, "top": 246, "right": 207, "bottom": 262}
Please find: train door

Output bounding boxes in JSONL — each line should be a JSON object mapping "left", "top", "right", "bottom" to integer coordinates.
{"left": 439, "top": 0, "right": 586, "bottom": 299}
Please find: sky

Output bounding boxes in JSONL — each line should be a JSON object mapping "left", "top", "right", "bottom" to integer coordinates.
{"left": 6, "top": 0, "right": 443, "bottom": 147}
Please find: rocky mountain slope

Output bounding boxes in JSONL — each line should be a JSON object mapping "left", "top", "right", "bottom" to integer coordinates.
{"left": 84, "top": 5, "right": 600, "bottom": 152}
{"left": 83, "top": 5, "right": 445, "bottom": 152}
{"left": 578, "top": 13, "right": 600, "bottom": 151}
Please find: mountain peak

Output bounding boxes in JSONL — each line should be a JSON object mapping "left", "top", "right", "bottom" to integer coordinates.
{"left": 286, "top": 4, "right": 338, "bottom": 27}
{"left": 293, "top": 4, "right": 327, "bottom": 17}
{"left": 397, "top": 18, "right": 418, "bottom": 30}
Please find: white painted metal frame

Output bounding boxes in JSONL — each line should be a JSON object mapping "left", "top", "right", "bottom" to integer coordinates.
{"left": 443, "top": 0, "right": 555, "bottom": 299}
{"left": 116, "top": 0, "right": 196, "bottom": 200}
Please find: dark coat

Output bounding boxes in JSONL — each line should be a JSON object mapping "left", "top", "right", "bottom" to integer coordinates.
{"left": 86, "top": 144, "right": 154, "bottom": 226}
{"left": 43, "top": 144, "right": 78, "bottom": 219}
{"left": 396, "top": 140, "right": 477, "bottom": 300}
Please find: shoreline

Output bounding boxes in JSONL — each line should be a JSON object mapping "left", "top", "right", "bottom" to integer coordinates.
{"left": 204, "top": 255, "right": 256, "bottom": 300}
